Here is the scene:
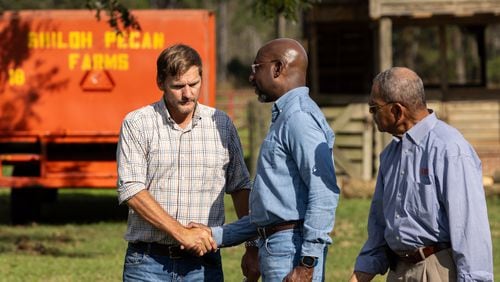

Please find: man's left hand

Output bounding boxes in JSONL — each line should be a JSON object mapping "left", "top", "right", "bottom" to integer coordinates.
{"left": 283, "top": 266, "right": 313, "bottom": 282}
{"left": 241, "top": 246, "right": 260, "bottom": 282}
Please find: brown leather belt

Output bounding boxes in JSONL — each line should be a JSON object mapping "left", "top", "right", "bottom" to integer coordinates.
{"left": 129, "top": 242, "right": 187, "bottom": 259}
{"left": 395, "top": 242, "right": 451, "bottom": 264}
{"left": 257, "top": 220, "right": 303, "bottom": 239}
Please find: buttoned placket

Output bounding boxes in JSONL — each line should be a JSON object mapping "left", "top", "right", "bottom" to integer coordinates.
{"left": 175, "top": 121, "right": 194, "bottom": 220}
{"left": 394, "top": 139, "right": 405, "bottom": 242}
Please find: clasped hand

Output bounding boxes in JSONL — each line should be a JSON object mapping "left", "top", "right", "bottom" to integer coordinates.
{"left": 177, "top": 222, "right": 217, "bottom": 256}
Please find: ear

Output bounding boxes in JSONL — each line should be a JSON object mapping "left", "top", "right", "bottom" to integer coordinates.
{"left": 157, "top": 80, "right": 164, "bottom": 91}
{"left": 273, "top": 61, "right": 284, "bottom": 78}
{"left": 392, "top": 103, "right": 405, "bottom": 121}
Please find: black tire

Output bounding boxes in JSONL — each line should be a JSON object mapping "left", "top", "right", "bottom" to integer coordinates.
{"left": 9, "top": 162, "right": 44, "bottom": 225}
{"left": 10, "top": 188, "right": 43, "bottom": 225}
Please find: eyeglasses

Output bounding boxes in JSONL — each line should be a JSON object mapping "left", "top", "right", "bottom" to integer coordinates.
{"left": 251, "top": 60, "right": 278, "bottom": 74}
{"left": 368, "top": 102, "right": 395, "bottom": 114}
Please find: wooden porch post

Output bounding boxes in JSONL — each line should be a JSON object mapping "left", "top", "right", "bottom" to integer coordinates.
{"left": 378, "top": 17, "right": 393, "bottom": 72}
{"left": 374, "top": 17, "right": 393, "bottom": 172}
{"left": 309, "top": 23, "right": 319, "bottom": 98}
{"left": 439, "top": 25, "right": 448, "bottom": 100}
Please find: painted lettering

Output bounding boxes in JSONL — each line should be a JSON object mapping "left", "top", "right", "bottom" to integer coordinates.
{"left": 28, "top": 32, "right": 93, "bottom": 49}
{"left": 67, "top": 53, "right": 129, "bottom": 71}
{"left": 103, "top": 31, "right": 164, "bottom": 49}
{"left": 8, "top": 68, "right": 26, "bottom": 86}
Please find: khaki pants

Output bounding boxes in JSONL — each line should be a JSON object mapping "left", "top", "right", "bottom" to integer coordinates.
{"left": 387, "top": 249, "right": 456, "bottom": 282}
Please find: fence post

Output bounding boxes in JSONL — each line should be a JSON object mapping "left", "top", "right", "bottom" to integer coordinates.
{"left": 247, "top": 100, "right": 272, "bottom": 177}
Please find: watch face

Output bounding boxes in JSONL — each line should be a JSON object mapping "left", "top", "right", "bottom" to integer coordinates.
{"left": 301, "top": 256, "right": 317, "bottom": 268}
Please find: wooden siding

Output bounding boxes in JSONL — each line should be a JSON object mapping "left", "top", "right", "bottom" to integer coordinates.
{"left": 323, "top": 104, "right": 374, "bottom": 180}
{"left": 324, "top": 101, "right": 500, "bottom": 179}
{"left": 370, "top": 0, "right": 500, "bottom": 19}
{"left": 246, "top": 100, "right": 499, "bottom": 181}
{"left": 429, "top": 100, "right": 500, "bottom": 177}
{"left": 429, "top": 101, "right": 500, "bottom": 144}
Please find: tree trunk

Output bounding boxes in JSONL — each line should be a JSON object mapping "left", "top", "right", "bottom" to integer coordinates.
{"left": 452, "top": 27, "right": 466, "bottom": 84}
{"left": 275, "top": 13, "right": 286, "bottom": 38}
{"left": 217, "top": 0, "right": 228, "bottom": 82}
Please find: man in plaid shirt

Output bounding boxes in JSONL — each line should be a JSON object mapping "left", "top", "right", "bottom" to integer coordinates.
{"left": 117, "top": 44, "right": 256, "bottom": 281}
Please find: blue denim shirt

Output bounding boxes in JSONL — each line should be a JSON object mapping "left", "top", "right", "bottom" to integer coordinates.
{"left": 212, "top": 87, "right": 340, "bottom": 258}
{"left": 354, "top": 112, "right": 493, "bottom": 281}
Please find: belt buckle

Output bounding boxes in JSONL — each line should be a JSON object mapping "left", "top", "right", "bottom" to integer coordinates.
{"left": 168, "top": 246, "right": 182, "bottom": 259}
{"left": 396, "top": 250, "right": 412, "bottom": 259}
{"left": 257, "top": 227, "right": 266, "bottom": 239}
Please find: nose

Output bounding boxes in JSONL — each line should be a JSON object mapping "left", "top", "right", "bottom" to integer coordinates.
{"left": 181, "top": 85, "right": 193, "bottom": 98}
{"left": 249, "top": 73, "right": 255, "bottom": 83}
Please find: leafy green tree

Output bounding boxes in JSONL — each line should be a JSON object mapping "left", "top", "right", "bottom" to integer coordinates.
{"left": 252, "top": 0, "right": 319, "bottom": 37}
{"left": 85, "top": 0, "right": 140, "bottom": 32}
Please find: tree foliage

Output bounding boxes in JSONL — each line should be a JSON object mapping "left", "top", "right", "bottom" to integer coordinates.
{"left": 252, "top": 0, "right": 319, "bottom": 22}
{"left": 85, "top": 0, "right": 141, "bottom": 32}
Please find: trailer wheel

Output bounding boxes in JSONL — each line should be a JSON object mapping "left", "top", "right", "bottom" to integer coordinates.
{"left": 9, "top": 162, "right": 49, "bottom": 225}
{"left": 10, "top": 188, "right": 42, "bottom": 225}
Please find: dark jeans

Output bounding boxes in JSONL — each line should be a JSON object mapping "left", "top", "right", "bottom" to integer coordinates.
{"left": 123, "top": 243, "right": 223, "bottom": 282}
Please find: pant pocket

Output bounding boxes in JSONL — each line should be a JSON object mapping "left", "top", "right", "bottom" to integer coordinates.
{"left": 124, "top": 248, "right": 146, "bottom": 266}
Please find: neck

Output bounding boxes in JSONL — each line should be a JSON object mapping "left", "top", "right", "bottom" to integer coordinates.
{"left": 166, "top": 104, "right": 195, "bottom": 129}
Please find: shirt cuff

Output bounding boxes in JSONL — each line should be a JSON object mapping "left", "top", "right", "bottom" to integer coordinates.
{"left": 301, "top": 241, "right": 326, "bottom": 258}
{"left": 211, "top": 226, "right": 224, "bottom": 247}
{"left": 354, "top": 255, "right": 389, "bottom": 275}
{"left": 117, "top": 182, "right": 145, "bottom": 204}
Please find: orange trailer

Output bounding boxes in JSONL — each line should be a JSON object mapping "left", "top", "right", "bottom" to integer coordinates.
{"left": 0, "top": 10, "right": 216, "bottom": 223}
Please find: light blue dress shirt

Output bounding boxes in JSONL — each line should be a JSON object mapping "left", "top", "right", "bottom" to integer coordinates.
{"left": 354, "top": 112, "right": 493, "bottom": 281}
{"left": 212, "top": 87, "right": 340, "bottom": 258}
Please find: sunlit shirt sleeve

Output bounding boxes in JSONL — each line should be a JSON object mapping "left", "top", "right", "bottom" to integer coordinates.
{"left": 285, "top": 111, "right": 340, "bottom": 257}
{"left": 441, "top": 147, "right": 493, "bottom": 281}
{"left": 354, "top": 171, "right": 390, "bottom": 274}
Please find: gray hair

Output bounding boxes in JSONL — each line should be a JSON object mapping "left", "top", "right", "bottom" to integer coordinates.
{"left": 373, "top": 67, "right": 426, "bottom": 111}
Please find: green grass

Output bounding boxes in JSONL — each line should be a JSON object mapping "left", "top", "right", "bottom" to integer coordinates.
{"left": 0, "top": 189, "right": 498, "bottom": 281}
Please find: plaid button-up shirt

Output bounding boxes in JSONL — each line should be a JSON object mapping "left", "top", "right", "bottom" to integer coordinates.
{"left": 117, "top": 99, "right": 251, "bottom": 244}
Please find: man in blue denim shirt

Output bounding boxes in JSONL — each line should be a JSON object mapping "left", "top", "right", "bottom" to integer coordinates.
{"left": 349, "top": 67, "right": 493, "bottom": 282}
{"left": 202, "top": 38, "right": 340, "bottom": 281}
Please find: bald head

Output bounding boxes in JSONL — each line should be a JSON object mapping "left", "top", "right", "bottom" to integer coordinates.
{"left": 372, "top": 67, "right": 426, "bottom": 112}
{"left": 258, "top": 38, "right": 308, "bottom": 87}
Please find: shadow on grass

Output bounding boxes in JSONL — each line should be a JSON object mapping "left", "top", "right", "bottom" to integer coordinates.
{"left": 0, "top": 189, "right": 128, "bottom": 224}
{"left": 0, "top": 234, "right": 98, "bottom": 257}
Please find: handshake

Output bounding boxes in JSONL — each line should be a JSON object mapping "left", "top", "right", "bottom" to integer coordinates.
{"left": 177, "top": 222, "right": 217, "bottom": 257}
{"left": 179, "top": 222, "right": 261, "bottom": 282}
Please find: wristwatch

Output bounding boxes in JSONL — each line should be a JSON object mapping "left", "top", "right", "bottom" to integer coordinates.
{"left": 300, "top": 256, "right": 318, "bottom": 268}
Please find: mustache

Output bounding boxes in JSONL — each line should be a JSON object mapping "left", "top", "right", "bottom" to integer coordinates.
{"left": 179, "top": 98, "right": 196, "bottom": 104}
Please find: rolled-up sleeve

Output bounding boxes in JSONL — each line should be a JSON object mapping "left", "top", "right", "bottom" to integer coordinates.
{"left": 116, "top": 116, "right": 148, "bottom": 204}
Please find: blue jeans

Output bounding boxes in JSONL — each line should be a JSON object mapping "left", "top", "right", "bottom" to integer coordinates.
{"left": 123, "top": 244, "right": 223, "bottom": 282}
{"left": 258, "top": 229, "right": 327, "bottom": 282}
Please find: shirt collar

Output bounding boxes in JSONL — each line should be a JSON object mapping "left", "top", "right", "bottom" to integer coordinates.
{"left": 405, "top": 110, "right": 437, "bottom": 146}
{"left": 272, "top": 86, "right": 309, "bottom": 121}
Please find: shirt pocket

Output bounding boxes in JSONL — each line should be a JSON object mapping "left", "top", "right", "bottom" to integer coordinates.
{"left": 199, "top": 149, "right": 227, "bottom": 191}
{"left": 406, "top": 177, "right": 437, "bottom": 219}
{"left": 259, "top": 139, "right": 277, "bottom": 169}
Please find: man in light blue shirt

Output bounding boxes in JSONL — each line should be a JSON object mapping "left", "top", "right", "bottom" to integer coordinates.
{"left": 203, "top": 38, "right": 340, "bottom": 281}
{"left": 349, "top": 67, "right": 493, "bottom": 282}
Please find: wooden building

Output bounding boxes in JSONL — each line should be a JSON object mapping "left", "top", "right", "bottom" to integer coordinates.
{"left": 304, "top": 0, "right": 500, "bottom": 181}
